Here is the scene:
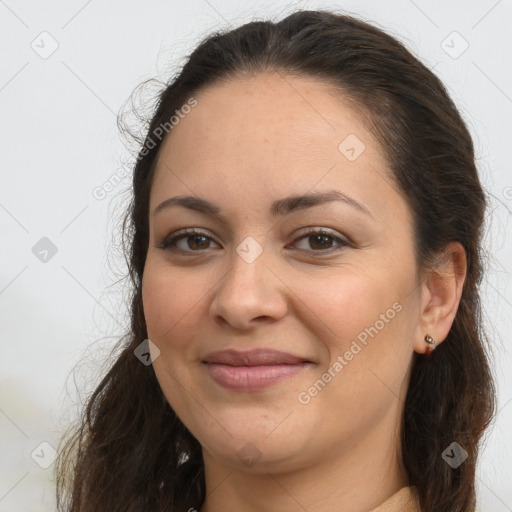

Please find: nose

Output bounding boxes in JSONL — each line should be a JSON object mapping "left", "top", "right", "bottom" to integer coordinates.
{"left": 209, "top": 244, "right": 288, "bottom": 331}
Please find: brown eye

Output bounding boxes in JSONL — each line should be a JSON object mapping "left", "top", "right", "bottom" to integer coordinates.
{"left": 186, "top": 234, "right": 210, "bottom": 250}
{"left": 292, "top": 229, "right": 349, "bottom": 252}
{"left": 307, "top": 233, "right": 335, "bottom": 250}
{"left": 158, "top": 228, "right": 349, "bottom": 255}
{"left": 158, "top": 230, "right": 221, "bottom": 253}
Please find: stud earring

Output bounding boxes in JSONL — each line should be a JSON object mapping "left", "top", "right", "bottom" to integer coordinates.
{"left": 424, "top": 334, "right": 436, "bottom": 356}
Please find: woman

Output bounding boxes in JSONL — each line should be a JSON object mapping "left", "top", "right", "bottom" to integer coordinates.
{"left": 56, "top": 9, "right": 495, "bottom": 511}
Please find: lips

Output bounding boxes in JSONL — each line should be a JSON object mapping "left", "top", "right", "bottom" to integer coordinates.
{"left": 202, "top": 348, "right": 311, "bottom": 366}
{"left": 202, "top": 348, "right": 314, "bottom": 391}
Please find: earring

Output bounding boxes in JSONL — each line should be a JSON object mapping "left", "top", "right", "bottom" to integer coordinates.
{"left": 424, "top": 334, "right": 436, "bottom": 356}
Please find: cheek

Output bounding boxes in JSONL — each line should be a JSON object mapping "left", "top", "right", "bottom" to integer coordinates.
{"left": 141, "top": 260, "right": 208, "bottom": 348}
{"left": 141, "top": 261, "right": 208, "bottom": 415}
{"left": 294, "top": 271, "right": 416, "bottom": 437}
{"left": 293, "top": 259, "right": 418, "bottom": 391}
{"left": 295, "top": 268, "right": 403, "bottom": 347}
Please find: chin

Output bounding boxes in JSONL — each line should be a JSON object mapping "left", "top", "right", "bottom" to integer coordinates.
{"left": 193, "top": 411, "right": 315, "bottom": 472}
{"left": 203, "top": 433, "right": 311, "bottom": 473}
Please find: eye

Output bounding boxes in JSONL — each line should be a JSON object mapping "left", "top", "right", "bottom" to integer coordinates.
{"left": 157, "top": 229, "right": 221, "bottom": 253}
{"left": 289, "top": 228, "right": 350, "bottom": 253}
{"left": 157, "top": 227, "right": 350, "bottom": 255}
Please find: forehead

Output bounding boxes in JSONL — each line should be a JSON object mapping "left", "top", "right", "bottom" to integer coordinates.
{"left": 155, "top": 71, "right": 373, "bottom": 167}
{"left": 150, "top": 71, "right": 402, "bottom": 220}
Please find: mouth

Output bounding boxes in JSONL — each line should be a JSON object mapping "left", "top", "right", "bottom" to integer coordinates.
{"left": 201, "top": 348, "right": 315, "bottom": 391}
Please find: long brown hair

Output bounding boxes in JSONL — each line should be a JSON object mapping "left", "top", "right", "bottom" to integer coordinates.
{"left": 56, "top": 9, "right": 495, "bottom": 511}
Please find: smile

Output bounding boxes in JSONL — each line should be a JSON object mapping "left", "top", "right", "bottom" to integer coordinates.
{"left": 203, "top": 361, "right": 313, "bottom": 391}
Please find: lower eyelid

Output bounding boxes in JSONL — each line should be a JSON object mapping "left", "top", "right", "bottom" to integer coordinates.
{"left": 290, "top": 237, "right": 348, "bottom": 251}
{"left": 172, "top": 234, "right": 220, "bottom": 251}
{"left": 159, "top": 230, "right": 349, "bottom": 253}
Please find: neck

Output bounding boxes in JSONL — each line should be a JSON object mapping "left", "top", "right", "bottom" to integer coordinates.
{"left": 199, "top": 419, "right": 409, "bottom": 512}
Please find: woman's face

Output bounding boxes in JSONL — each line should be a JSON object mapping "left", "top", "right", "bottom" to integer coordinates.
{"left": 142, "top": 71, "right": 424, "bottom": 473}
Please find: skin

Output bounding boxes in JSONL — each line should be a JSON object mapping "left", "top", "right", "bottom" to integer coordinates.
{"left": 141, "top": 71, "right": 466, "bottom": 512}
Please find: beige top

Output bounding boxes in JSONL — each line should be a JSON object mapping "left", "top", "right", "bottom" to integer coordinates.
{"left": 368, "top": 486, "right": 420, "bottom": 512}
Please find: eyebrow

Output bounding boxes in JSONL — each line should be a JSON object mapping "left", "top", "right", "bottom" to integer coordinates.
{"left": 152, "top": 190, "right": 373, "bottom": 218}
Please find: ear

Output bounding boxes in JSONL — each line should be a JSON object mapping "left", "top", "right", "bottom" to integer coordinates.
{"left": 413, "top": 242, "right": 467, "bottom": 354}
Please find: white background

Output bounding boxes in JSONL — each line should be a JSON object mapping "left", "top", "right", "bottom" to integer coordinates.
{"left": 1, "top": 0, "right": 511, "bottom": 510}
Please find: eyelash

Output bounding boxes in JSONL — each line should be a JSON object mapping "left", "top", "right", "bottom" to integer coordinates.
{"left": 156, "top": 227, "right": 351, "bottom": 255}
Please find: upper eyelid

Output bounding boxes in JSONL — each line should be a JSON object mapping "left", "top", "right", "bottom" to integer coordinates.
{"left": 161, "top": 227, "right": 349, "bottom": 250}
{"left": 165, "top": 226, "right": 344, "bottom": 240}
